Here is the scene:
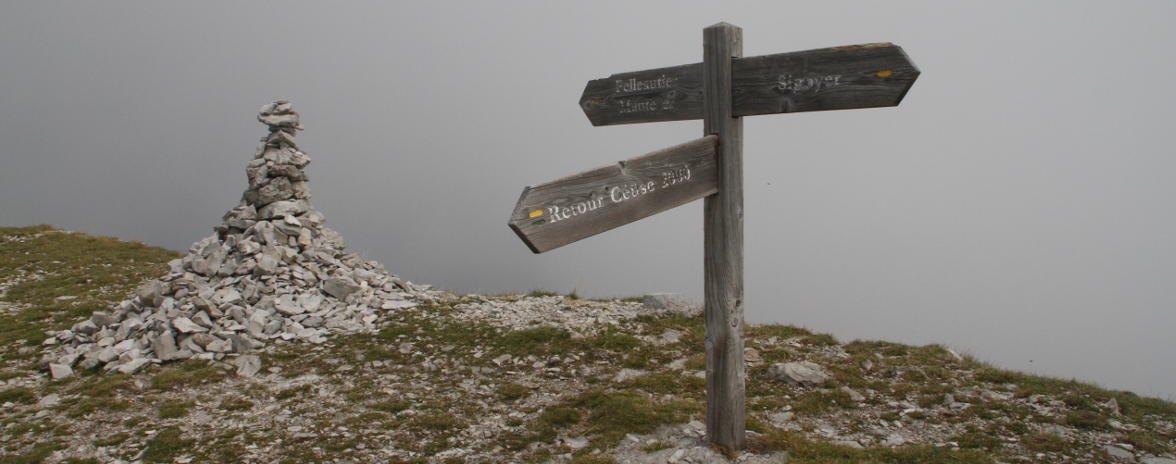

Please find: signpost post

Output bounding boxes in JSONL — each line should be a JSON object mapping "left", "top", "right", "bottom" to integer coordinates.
{"left": 507, "top": 23, "right": 919, "bottom": 452}
{"left": 702, "top": 23, "right": 745, "bottom": 450}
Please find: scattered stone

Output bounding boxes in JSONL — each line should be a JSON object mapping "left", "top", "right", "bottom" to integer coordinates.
{"left": 452, "top": 296, "right": 666, "bottom": 336}
{"left": 642, "top": 293, "right": 689, "bottom": 310}
{"left": 172, "top": 317, "right": 207, "bottom": 334}
{"left": 653, "top": 329, "right": 684, "bottom": 346}
{"left": 233, "top": 354, "right": 262, "bottom": 377}
{"left": 770, "top": 411, "right": 795, "bottom": 423}
{"left": 768, "top": 361, "right": 831, "bottom": 387}
{"left": 381, "top": 300, "right": 417, "bottom": 310}
{"left": 744, "top": 347, "right": 762, "bottom": 363}
{"left": 49, "top": 363, "right": 73, "bottom": 379}
{"left": 1106, "top": 397, "right": 1122, "bottom": 416}
{"left": 323, "top": 277, "right": 361, "bottom": 300}
{"left": 117, "top": 358, "right": 152, "bottom": 374}
{"left": 612, "top": 368, "right": 646, "bottom": 382}
{"left": 564, "top": 437, "right": 589, "bottom": 450}
{"left": 136, "top": 281, "right": 164, "bottom": 306}
{"left": 841, "top": 386, "right": 866, "bottom": 402}
{"left": 154, "top": 331, "right": 180, "bottom": 361}
{"left": 1103, "top": 445, "right": 1136, "bottom": 462}
{"left": 37, "top": 394, "right": 60, "bottom": 408}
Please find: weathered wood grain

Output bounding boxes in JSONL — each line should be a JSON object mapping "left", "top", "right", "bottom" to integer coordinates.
{"left": 508, "top": 136, "right": 718, "bottom": 253}
{"left": 579, "top": 62, "right": 702, "bottom": 127}
{"left": 732, "top": 43, "right": 919, "bottom": 117}
{"left": 579, "top": 43, "right": 919, "bottom": 126}
{"left": 702, "top": 22, "right": 746, "bottom": 452}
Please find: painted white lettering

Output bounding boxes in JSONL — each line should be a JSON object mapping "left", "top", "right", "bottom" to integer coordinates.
{"left": 776, "top": 73, "right": 843, "bottom": 94}
{"left": 615, "top": 74, "right": 677, "bottom": 94}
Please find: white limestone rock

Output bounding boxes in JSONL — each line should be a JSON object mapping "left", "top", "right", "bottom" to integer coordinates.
{"left": 153, "top": 330, "right": 181, "bottom": 361}
{"left": 117, "top": 358, "right": 151, "bottom": 374}
{"left": 173, "top": 317, "right": 208, "bottom": 334}
{"left": 49, "top": 363, "right": 73, "bottom": 379}
{"left": 323, "top": 277, "right": 361, "bottom": 300}
{"left": 768, "top": 361, "right": 832, "bottom": 387}
{"left": 232, "top": 354, "right": 262, "bottom": 377}
{"left": 1103, "top": 445, "right": 1136, "bottom": 462}
{"left": 258, "top": 200, "right": 309, "bottom": 219}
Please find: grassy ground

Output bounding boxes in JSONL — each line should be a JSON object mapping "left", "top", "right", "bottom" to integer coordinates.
{"left": 1, "top": 225, "right": 1173, "bottom": 463}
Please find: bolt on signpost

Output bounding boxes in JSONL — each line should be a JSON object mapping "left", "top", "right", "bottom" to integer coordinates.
{"left": 508, "top": 23, "right": 918, "bottom": 451}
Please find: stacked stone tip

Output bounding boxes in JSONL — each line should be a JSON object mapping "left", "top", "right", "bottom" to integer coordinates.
{"left": 40, "top": 101, "right": 435, "bottom": 378}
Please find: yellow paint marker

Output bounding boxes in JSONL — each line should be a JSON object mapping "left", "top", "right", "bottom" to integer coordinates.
{"left": 529, "top": 209, "right": 544, "bottom": 218}
{"left": 876, "top": 70, "right": 893, "bottom": 77}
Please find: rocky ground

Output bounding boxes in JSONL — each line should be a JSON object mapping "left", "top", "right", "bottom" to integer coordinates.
{"left": 2, "top": 226, "right": 1175, "bottom": 463}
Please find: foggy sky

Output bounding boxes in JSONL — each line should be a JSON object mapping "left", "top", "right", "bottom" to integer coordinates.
{"left": 2, "top": 1, "right": 1173, "bottom": 398}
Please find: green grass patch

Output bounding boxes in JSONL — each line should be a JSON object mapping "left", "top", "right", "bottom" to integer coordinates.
{"left": 748, "top": 426, "right": 996, "bottom": 463}
{"left": 0, "top": 442, "right": 63, "bottom": 464}
{"left": 1021, "top": 432, "right": 1067, "bottom": 453}
{"left": 950, "top": 426, "right": 1003, "bottom": 450}
{"left": 370, "top": 399, "right": 411, "bottom": 414}
{"left": 0, "top": 387, "right": 36, "bottom": 404}
{"left": 218, "top": 397, "right": 255, "bottom": 411}
{"left": 497, "top": 382, "right": 530, "bottom": 401}
{"left": 141, "top": 426, "right": 194, "bottom": 463}
{"left": 274, "top": 384, "right": 313, "bottom": 400}
{"left": 94, "top": 432, "right": 131, "bottom": 447}
{"left": 1121, "top": 430, "right": 1172, "bottom": 455}
{"left": 746, "top": 324, "right": 813, "bottom": 340}
{"left": 74, "top": 371, "right": 134, "bottom": 393}
{"left": 642, "top": 441, "right": 672, "bottom": 452}
{"left": 411, "top": 411, "right": 461, "bottom": 431}
{"left": 620, "top": 372, "right": 705, "bottom": 397}
{"left": 0, "top": 224, "right": 57, "bottom": 237}
{"left": 571, "top": 390, "right": 695, "bottom": 447}
{"left": 537, "top": 406, "right": 580, "bottom": 428}
{"left": 803, "top": 333, "right": 839, "bottom": 346}
{"left": 150, "top": 359, "right": 228, "bottom": 390}
{"left": 65, "top": 397, "right": 130, "bottom": 418}
{"left": 158, "top": 400, "right": 194, "bottom": 418}
{"left": 790, "top": 389, "right": 857, "bottom": 416}
{"left": 569, "top": 457, "right": 616, "bottom": 464}
{"left": 1062, "top": 410, "right": 1109, "bottom": 430}
{"left": 845, "top": 340, "right": 910, "bottom": 358}
{"left": 498, "top": 326, "right": 573, "bottom": 357}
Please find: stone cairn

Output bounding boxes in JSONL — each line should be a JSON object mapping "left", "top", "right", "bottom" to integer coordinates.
{"left": 42, "top": 101, "right": 432, "bottom": 378}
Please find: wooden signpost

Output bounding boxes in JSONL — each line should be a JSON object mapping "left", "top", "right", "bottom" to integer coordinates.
{"left": 509, "top": 136, "right": 718, "bottom": 253}
{"left": 508, "top": 23, "right": 919, "bottom": 451}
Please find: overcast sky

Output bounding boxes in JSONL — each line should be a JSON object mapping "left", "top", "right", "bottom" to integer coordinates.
{"left": 2, "top": 1, "right": 1173, "bottom": 399}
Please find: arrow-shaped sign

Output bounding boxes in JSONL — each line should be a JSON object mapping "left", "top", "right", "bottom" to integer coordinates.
{"left": 579, "top": 43, "right": 919, "bottom": 126}
{"left": 512, "top": 26, "right": 921, "bottom": 452}
{"left": 509, "top": 136, "right": 718, "bottom": 253}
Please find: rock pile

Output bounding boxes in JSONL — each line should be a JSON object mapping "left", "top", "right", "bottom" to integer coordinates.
{"left": 40, "top": 101, "right": 433, "bottom": 377}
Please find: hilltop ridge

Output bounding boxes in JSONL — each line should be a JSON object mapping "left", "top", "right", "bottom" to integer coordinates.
{"left": 1, "top": 225, "right": 1174, "bottom": 463}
